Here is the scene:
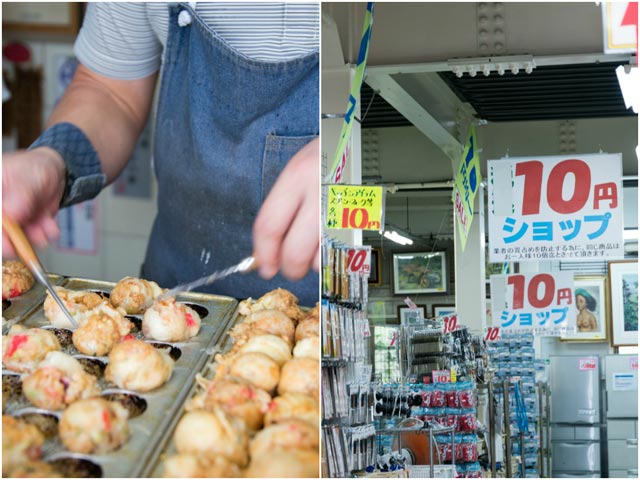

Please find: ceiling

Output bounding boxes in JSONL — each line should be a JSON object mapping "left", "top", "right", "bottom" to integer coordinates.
{"left": 362, "top": 61, "right": 636, "bottom": 128}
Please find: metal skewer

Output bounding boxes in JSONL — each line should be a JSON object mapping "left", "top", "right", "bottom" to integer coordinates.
{"left": 2, "top": 217, "right": 78, "bottom": 328}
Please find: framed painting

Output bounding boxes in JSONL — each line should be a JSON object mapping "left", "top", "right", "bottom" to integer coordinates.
{"left": 397, "top": 305, "right": 427, "bottom": 326}
{"left": 608, "top": 260, "right": 638, "bottom": 347}
{"left": 432, "top": 304, "right": 455, "bottom": 318}
{"left": 560, "top": 276, "right": 608, "bottom": 342}
{"left": 392, "top": 251, "right": 447, "bottom": 295}
{"left": 3, "top": 2, "right": 81, "bottom": 34}
{"left": 368, "top": 248, "right": 382, "bottom": 286}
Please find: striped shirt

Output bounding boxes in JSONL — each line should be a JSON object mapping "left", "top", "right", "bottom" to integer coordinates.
{"left": 75, "top": 2, "right": 319, "bottom": 80}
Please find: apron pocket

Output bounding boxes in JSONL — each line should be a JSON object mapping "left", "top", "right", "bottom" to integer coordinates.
{"left": 261, "top": 134, "right": 317, "bottom": 202}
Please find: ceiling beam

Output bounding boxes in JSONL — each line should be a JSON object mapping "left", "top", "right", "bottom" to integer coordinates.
{"left": 365, "top": 71, "right": 463, "bottom": 162}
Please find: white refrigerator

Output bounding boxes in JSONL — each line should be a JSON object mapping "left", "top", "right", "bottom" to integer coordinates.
{"left": 605, "top": 354, "right": 638, "bottom": 478}
{"left": 550, "top": 355, "right": 602, "bottom": 478}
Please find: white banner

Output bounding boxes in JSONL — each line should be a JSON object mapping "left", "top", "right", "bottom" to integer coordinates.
{"left": 488, "top": 153, "right": 624, "bottom": 262}
{"left": 490, "top": 271, "right": 575, "bottom": 336}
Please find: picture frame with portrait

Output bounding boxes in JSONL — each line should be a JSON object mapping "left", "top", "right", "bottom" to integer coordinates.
{"left": 368, "top": 248, "right": 382, "bottom": 286}
{"left": 560, "top": 276, "right": 608, "bottom": 342}
{"left": 608, "top": 260, "right": 638, "bottom": 347}
{"left": 392, "top": 251, "right": 447, "bottom": 295}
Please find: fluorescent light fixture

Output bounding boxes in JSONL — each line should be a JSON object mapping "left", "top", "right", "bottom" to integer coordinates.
{"left": 383, "top": 230, "right": 413, "bottom": 245}
{"left": 623, "top": 229, "right": 639, "bottom": 240}
{"left": 616, "top": 65, "right": 640, "bottom": 114}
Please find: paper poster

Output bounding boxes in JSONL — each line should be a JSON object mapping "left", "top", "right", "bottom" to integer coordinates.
{"left": 488, "top": 153, "right": 624, "bottom": 262}
{"left": 612, "top": 372, "right": 637, "bottom": 391}
{"left": 490, "top": 271, "right": 575, "bottom": 335}
{"left": 326, "top": 185, "right": 384, "bottom": 230}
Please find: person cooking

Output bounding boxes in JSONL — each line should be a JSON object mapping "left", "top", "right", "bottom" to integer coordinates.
{"left": 2, "top": 2, "right": 319, "bottom": 306}
{"left": 575, "top": 288, "right": 598, "bottom": 332}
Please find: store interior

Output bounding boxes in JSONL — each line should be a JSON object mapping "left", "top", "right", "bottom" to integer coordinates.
{"left": 321, "top": 2, "right": 638, "bottom": 478}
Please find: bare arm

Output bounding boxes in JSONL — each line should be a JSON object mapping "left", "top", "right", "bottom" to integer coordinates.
{"left": 47, "top": 64, "right": 158, "bottom": 182}
{"left": 2, "top": 65, "right": 157, "bottom": 256}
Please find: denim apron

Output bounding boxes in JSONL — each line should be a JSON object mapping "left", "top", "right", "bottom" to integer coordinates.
{"left": 142, "top": 3, "right": 319, "bottom": 306}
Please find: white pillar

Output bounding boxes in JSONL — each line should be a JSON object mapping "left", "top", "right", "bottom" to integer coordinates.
{"left": 454, "top": 184, "right": 486, "bottom": 334}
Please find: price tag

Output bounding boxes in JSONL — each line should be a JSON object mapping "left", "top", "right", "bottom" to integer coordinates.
{"left": 579, "top": 358, "right": 597, "bottom": 371}
{"left": 442, "top": 314, "right": 459, "bottom": 334}
{"left": 488, "top": 154, "right": 623, "bottom": 262}
{"left": 484, "top": 327, "right": 502, "bottom": 342}
{"left": 490, "top": 271, "right": 575, "bottom": 335}
{"left": 630, "top": 356, "right": 638, "bottom": 370}
{"left": 326, "top": 185, "right": 384, "bottom": 230}
{"left": 346, "top": 247, "right": 371, "bottom": 274}
{"left": 432, "top": 370, "right": 451, "bottom": 383}
{"left": 363, "top": 320, "right": 371, "bottom": 338}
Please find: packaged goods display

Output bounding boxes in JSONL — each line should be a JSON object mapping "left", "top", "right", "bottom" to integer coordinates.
{"left": 321, "top": 236, "right": 375, "bottom": 478}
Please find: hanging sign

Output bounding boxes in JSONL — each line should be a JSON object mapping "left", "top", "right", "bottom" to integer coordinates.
{"left": 490, "top": 271, "right": 575, "bottom": 335}
{"left": 326, "top": 2, "right": 374, "bottom": 184}
{"left": 488, "top": 153, "right": 624, "bottom": 263}
{"left": 435, "top": 313, "right": 459, "bottom": 334}
{"left": 484, "top": 326, "right": 502, "bottom": 342}
{"left": 346, "top": 246, "right": 372, "bottom": 274}
{"left": 326, "top": 185, "right": 384, "bottom": 230}
{"left": 601, "top": 2, "right": 638, "bottom": 54}
{"left": 453, "top": 125, "right": 481, "bottom": 251}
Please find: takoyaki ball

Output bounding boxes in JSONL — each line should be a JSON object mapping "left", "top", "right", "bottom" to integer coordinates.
{"left": 2, "top": 415, "right": 45, "bottom": 474}
{"left": 230, "top": 309, "right": 295, "bottom": 347}
{"left": 264, "top": 392, "right": 319, "bottom": 427}
{"left": 174, "top": 407, "right": 249, "bottom": 467}
{"left": 142, "top": 298, "right": 201, "bottom": 342}
{"left": 4, "top": 460, "right": 62, "bottom": 478}
{"left": 72, "top": 302, "right": 132, "bottom": 356}
{"left": 228, "top": 352, "right": 280, "bottom": 393}
{"left": 110, "top": 277, "right": 164, "bottom": 314}
{"left": 44, "top": 288, "right": 103, "bottom": 328}
{"left": 22, "top": 351, "right": 100, "bottom": 410}
{"left": 278, "top": 357, "right": 319, "bottom": 400}
{"left": 293, "top": 336, "right": 320, "bottom": 360}
{"left": 244, "top": 448, "right": 320, "bottom": 478}
{"left": 249, "top": 419, "right": 319, "bottom": 459}
{"left": 239, "top": 334, "right": 292, "bottom": 366}
{"left": 2, "top": 325, "right": 60, "bottom": 373}
{"left": 295, "top": 315, "right": 319, "bottom": 342}
{"left": 163, "top": 453, "right": 241, "bottom": 478}
{"left": 105, "top": 338, "right": 174, "bottom": 392}
{"left": 59, "top": 398, "right": 129, "bottom": 454}
{"left": 186, "top": 375, "right": 271, "bottom": 432}
{"left": 238, "top": 288, "right": 304, "bottom": 322}
{"left": 2, "top": 260, "right": 34, "bottom": 300}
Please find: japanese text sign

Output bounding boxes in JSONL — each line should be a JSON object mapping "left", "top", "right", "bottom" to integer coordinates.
{"left": 601, "top": 2, "right": 638, "bottom": 54}
{"left": 326, "top": 185, "right": 385, "bottom": 230}
{"left": 488, "top": 154, "right": 624, "bottom": 262}
{"left": 453, "top": 125, "right": 482, "bottom": 251}
{"left": 490, "top": 272, "right": 576, "bottom": 336}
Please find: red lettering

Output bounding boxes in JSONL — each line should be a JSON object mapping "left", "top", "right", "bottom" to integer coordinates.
{"left": 546, "top": 160, "right": 590, "bottom": 214}
{"left": 528, "top": 274, "right": 555, "bottom": 308}
{"left": 515, "top": 161, "right": 543, "bottom": 215}
{"left": 557, "top": 288, "right": 573, "bottom": 305}
{"left": 593, "top": 182, "right": 618, "bottom": 209}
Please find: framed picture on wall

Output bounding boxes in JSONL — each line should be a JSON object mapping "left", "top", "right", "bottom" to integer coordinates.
{"left": 560, "top": 276, "right": 608, "bottom": 342}
{"left": 368, "top": 248, "right": 382, "bottom": 286}
{"left": 3, "top": 2, "right": 81, "bottom": 34}
{"left": 608, "top": 260, "right": 638, "bottom": 347}
{"left": 392, "top": 251, "right": 447, "bottom": 295}
{"left": 432, "top": 304, "right": 455, "bottom": 318}
{"left": 397, "top": 305, "right": 427, "bottom": 325}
